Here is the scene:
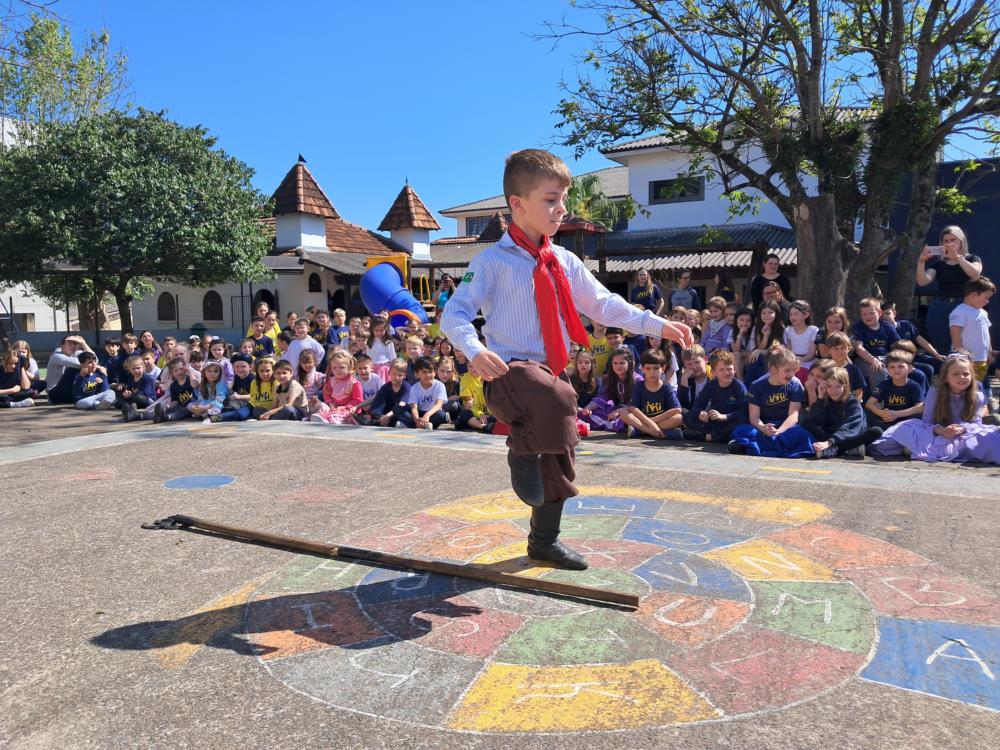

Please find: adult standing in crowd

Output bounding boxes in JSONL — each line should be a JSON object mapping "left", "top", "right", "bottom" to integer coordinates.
{"left": 916, "top": 225, "right": 983, "bottom": 354}
{"left": 714, "top": 269, "right": 737, "bottom": 303}
{"left": 630, "top": 268, "right": 664, "bottom": 314}
{"left": 668, "top": 270, "right": 701, "bottom": 312}
{"left": 762, "top": 281, "right": 792, "bottom": 324}
{"left": 748, "top": 253, "right": 792, "bottom": 309}
{"left": 432, "top": 273, "right": 457, "bottom": 312}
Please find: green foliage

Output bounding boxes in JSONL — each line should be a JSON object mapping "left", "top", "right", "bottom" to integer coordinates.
{"left": 0, "top": 110, "right": 273, "bottom": 325}
{"left": 565, "top": 173, "right": 641, "bottom": 228}
{"left": 935, "top": 186, "right": 973, "bottom": 215}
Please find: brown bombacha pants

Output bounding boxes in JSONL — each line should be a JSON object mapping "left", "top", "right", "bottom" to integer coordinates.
{"left": 484, "top": 360, "right": 580, "bottom": 504}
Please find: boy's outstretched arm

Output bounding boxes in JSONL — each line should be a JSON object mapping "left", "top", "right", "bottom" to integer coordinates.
{"left": 440, "top": 256, "right": 510, "bottom": 381}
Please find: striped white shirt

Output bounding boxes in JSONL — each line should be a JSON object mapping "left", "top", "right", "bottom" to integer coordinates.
{"left": 441, "top": 232, "right": 669, "bottom": 363}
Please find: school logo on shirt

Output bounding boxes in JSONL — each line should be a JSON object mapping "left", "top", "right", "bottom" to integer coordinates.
{"left": 643, "top": 401, "right": 664, "bottom": 416}
{"left": 83, "top": 378, "right": 100, "bottom": 393}
{"left": 177, "top": 389, "right": 194, "bottom": 404}
{"left": 887, "top": 394, "right": 909, "bottom": 407}
{"left": 766, "top": 391, "right": 789, "bottom": 406}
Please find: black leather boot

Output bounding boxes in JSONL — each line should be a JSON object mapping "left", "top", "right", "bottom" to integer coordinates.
{"left": 507, "top": 449, "right": 544, "bottom": 507}
{"left": 527, "top": 502, "right": 588, "bottom": 570}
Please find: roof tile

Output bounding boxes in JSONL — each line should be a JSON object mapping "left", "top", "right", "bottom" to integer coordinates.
{"left": 378, "top": 184, "right": 441, "bottom": 231}
{"left": 271, "top": 160, "right": 340, "bottom": 219}
{"left": 476, "top": 212, "right": 509, "bottom": 242}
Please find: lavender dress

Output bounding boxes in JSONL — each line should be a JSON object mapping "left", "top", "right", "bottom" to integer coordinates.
{"left": 870, "top": 387, "right": 1000, "bottom": 463}
{"left": 584, "top": 372, "right": 644, "bottom": 433}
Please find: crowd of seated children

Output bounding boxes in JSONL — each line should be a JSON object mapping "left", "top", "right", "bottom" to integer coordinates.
{"left": 12, "top": 270, "right": 998, "bottom": 467}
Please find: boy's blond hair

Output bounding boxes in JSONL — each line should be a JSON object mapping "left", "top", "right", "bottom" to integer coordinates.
{"left": 825, "top": 331, "right": 851, "bottom": 350}
{"left": 405, "top": 335, "right": 424, "bottom": 347}
{"left": 707, "top": 296, "right": 727, "bottom": 310}
{"left": 389, "top": 357, "right": 408, "bottom": 374}
{"left": 681, "top": 344, "right": 706, "bottom": 362}
{"left": 503, "top": 149, "right": 571, "bottom": 206}
{"left": 890, "top": 339, "right": 917, "bottom": 355}
{"left": 766, "top": 345, "right": 799, "bottom": 370}
{"left": 859, "top": 297, "right": 882, "bottom": 310}
{"left": 709, "top": 349, "right": 735, "bottom": 367}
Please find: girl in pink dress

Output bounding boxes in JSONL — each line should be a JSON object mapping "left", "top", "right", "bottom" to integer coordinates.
{"left": 309, "top": 351, "right": 363, "bottom": 425}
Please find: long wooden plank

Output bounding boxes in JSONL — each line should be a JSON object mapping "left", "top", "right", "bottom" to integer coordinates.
{"left": 163, "top": 514, "right": 639, "bottom": 608}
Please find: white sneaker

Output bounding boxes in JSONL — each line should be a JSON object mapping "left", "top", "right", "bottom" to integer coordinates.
{"left": 309, "top": 414, "right": 327, "bottom": 423}
{"left": 11, "top": 398, "right": 34, "bottom": 408}
{"left": 202, "top": 418, "right": 212, "bottom": 424}
{"left": 96, "top": 400, "right": 115, "bottom": 410}
{"left": 423, "top": 423, "right": 433, "bottom": 430}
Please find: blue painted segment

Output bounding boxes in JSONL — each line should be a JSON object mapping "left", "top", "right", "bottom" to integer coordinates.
{"left": 634, "top": 549, "right": 751, "bottom": 603}
{"left": 163, "top": 474, "right": 235, "bottom": 490}
{"left": 355, "top": 567, "right": 456, "bottom": 606}
{"left": 563, "top": 495, "right": 661, "bottom": 518}
{"left": 623, "top": 518, "right": 749, "bottom": 553}
{"left": 862, "top": 617, "right": 1000, "bottom": 712}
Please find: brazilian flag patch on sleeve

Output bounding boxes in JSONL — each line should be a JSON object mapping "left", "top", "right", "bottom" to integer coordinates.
{"left": 462, "top": 272, "right": 474, "bottom": 283}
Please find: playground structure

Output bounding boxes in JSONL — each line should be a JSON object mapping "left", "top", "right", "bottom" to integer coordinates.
{"left": 360, "top": 256, "right": 430, "bottom": 327}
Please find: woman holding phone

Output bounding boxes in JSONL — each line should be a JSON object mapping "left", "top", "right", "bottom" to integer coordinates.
{"left": 916, "top": 225, "right": 982, "bottom": 353}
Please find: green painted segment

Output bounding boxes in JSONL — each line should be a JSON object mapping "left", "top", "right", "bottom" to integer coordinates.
{"left": 749, "top": 580, "right": 876, "bottom": 655}
{"left": 511, "top": 515, "right": 628, "bottom": 539}
{"left": 494, "top": 609, "right": 666, "bottom": 666}
{"left": 541, "top": 568, "right": 650, "bottom": 598}
{"left": 259, "top": 555, "right": 370, "bottom": 593}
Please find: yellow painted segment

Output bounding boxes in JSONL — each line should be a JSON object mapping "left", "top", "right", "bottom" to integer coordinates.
{"left": 470, "top": 541, "right": 556, "bottom": 578}
{"left": 576, "top": 485, "right": 728, "bottom": 506}
{"left": 447, "top": 660, "right": 719, "bottom": 731}
{"left": 378, "top": 432, "right": 416, "bottom": 439}
{"left": 724, "top": 498, "right": 832, "bottom": 525}
{"left": 423, "top": 492, "right": 530, "bottom": 522}
{"left": 150, "top": 576, "right": 267, "bottom": 670}
{"left": 703, "top": 539, "right": 836, "bottom": 581}
{"left": 760, "top": 466, "right": 832, "bottom": 475}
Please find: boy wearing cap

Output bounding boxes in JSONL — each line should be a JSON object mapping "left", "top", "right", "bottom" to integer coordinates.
{"left": 211, "top": 353, "right": 254, "bottom": 422}
{"left": 441, "top": 149, "right": 691, "bottom": 570}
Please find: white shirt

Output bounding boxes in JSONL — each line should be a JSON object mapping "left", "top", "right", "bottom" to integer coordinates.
{"left": 358, "top": 372, "right": 384, "bottom": 401}
{"left": 441, "top": 232, "right": 668, "bottom": 364}
{"left": 370, "top": 338, "right": 396, "bottom": 365}
{"left": 784, "top": 325, "right": 819, "bottom": 365}
{"left": 407, "top": 379, "right": 447, "bottom": 411}
{"left": 283, "top": 336, "right": 326, "bottom": 371}
{"left": 949, "top": 303, "right": 991, "bottom": 360}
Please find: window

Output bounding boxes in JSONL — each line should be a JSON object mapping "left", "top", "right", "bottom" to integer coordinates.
{"left": 308, "top": 273, "right": 322, "bottom": 293}
{"left": 157, "top": 292, "right": 176, "bottom": 322}
{"left": 648, "top": 176, "right": 705, "bottom": 205}
{"left": 202, "top": 290, "right": 223, "bottom": 321}
{"left": 466, "top": 214, "right": 511, "bottom": 237}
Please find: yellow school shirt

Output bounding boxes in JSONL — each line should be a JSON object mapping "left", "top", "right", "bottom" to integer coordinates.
{"left": 249, "top": 378, "right": 276, "bottom": 409}
{"left": 459, "top": 371, "right": 489, "bottom": 418}
{"left": 588, "top": 334, "right": 610, "bottom": 376}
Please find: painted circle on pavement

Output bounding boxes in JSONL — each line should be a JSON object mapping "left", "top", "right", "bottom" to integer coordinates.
{"left": 243, "top": 487, "right": 1000, "bottom": 733}
{"left": 163, "top": 474, "right": 236, "bottom": 490}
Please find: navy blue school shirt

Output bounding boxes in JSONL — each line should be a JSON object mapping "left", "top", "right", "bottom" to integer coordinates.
{"left": 906, "top": 368, "right": 928, "bottom": 396}
{"left": 677, "top": 376, "right": 709, "bottom": 411}
{"left": 624, "top": 334, "right": 647, "bottom": 355}
{"left": 630, "top": 285, "right": 662, "bottom": 311}
{"left": 0, "top": 366, "right": 22, "bottom": 390}
{"left": 630, "top": 381, "right": 681, "bottom": 418}
{"left": 169, "top": 376, "right": 198, "bottom": 406}
{"left": 370, "top": 381, "right": 411, "bottom": 418}
{"left": 849, "top": 320, "right": 900, "bottom": 357}
{"left": 72, "top": 371, "right": 108, "bottom": 401}
{"left": 251, "top": 335, "right": 274, "bottom": 359}
{"left": 123, "top": 372, "right": 158, "bottom": 401}
{"left": 326, "top": 325, "right": 351, "bottom": 348}
{"left": 691, "top": 378, "right": 748, "bottom": 423}
{"left": 871, "top": 378, "right": 924, "bottom": 412}
{"left": 747, "top": 374, "right": 805, "bottom": 424}
{"left": 835, "top": 361, "right": 867, "bottom": 394}
{"left": 231, "top": 373, "right": 254, "bottom": 396}
{"left": 98, "top": 352, "right": 125, "bottom": 382}
{"left": 894, "top": 319, "right": 921, "bottom": 344}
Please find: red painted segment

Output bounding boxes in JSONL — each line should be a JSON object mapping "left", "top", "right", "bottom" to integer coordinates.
{"left": 767, "top": 523, "right": 929, "bottom": 570}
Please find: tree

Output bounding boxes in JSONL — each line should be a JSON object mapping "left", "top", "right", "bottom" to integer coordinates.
{"left": 551, "top": 0, "right": 999, "bottom": 315}
{"left": 0, "top": 109, "right": 273, "bottom": 331}
{"left": 565, "top": 172, "right": 640, "bottom": 228}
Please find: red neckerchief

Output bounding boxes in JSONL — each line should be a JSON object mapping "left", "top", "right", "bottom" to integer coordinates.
{"left": 507, "top": 223, "right": 589, "bottom": 375}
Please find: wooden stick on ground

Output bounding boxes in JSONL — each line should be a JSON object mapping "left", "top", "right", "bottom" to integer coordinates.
{"left": 144, "top": 514, "right": 640, "bottom": 609}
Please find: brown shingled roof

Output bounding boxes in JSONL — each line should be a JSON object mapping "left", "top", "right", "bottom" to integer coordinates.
{"left": 476, "top": 212, "right": 509, "bottom": 242}
{"left": 377, "top": 184, "right": 441, "bottom": 231}
{"left": 271, "top": 160, "right": 340, "bottom": 219}
{"left": 259, "top": 217, "right": 409, "bottom": 257}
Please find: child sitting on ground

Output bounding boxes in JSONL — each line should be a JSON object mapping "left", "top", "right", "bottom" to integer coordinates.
{"left": 864, "top": 350, "right": 925, "bottom": 431}
{"left": 583, "top": 347, "right": 641, "bottom": 433}
{"left": 248, "top": 357, "right": 276, "bottom": 419}
{"left": 802, "top": 367, "right": 883, "bottom": 458}
{"left": 871, "top": 354, "right": 1000, "bottom": 463}
{"left": 249, "top": 316, "right": 275, "bottom": 360}
{"left": 455, "top": 358, "right": 497, "bottom": 433}
{"left": 206, "top": 338, "right": 234, "bottom": 386}
{"left": 783, "top": 300, "right": 819, "bottom": 375}
{"left": 435, "top": 356, "right": 463, "bottom": 423}
{"left": 881, "top": 301, "right": 942, "bottom": 378}
{"left": 570, "top": 349, "right": 600, "bottom": 422}
{"left": 188, "top": 361, "right": 229, "bottom": 422}
{"left": 684, "top": 349, "right": 747, "bottom": 442}
{"left": 260, "top": 359, "right": 307, "bottom": 421}
{"left": 588, "top": 321, "right": 610, "bottom": 376}
{"left": 399, "top": 356, "right": 448, "bottom": 429}
{"left": 238, "top": 337, "right": 255, "bottom": 359}
{"left": 803, "top": 358, "right": 835, "bottom": 406}
{"left": 354, "top": 353, "right": 383, "bottom": 403}
{"left": 118, "top": 355, "right": 159, "bottom": 421}
{"left": 851, "top": 297, "right": 899, "bottom": 390}
{"left": 889, "top": 340, "right": 928, "bottom": 395}
{"left": 727, "top": 346, "right": 815, "bottom": 457}
{"left": 403, "top": 335, "right": 424, "bottom": 384}
{"left": 0, "top": 350, "right": 34, "bottom": 408}
{"left": 699, "top": 297, "right": 733, "bottom": 355}
{"left": 73, "top": 351, "right": 117, "bottom": 410}
{"left": 825, "top": 332, "right": 866, "bottom": 400}
{"left": 213, "top": 353, "right": 254, "bottom": 423}
{"left": 678, "top": 344, "right": 710, "bottom": 412}
{"left": 365, "top": 358, "right": 410, "bottom": 427}
{"left": 12, "top": 340, "right": 43, "bottom": 396}
{"left": 98, "top": 338, "right": 124, "bottom": 384}
{"left": 310, "top": 350, "right": 362, "bottom": 424}
{"left": 626, "top": 348, "right": 683, "bottom": 440}
{"left": 153, "top": 357, "right": 198, "bottom": 422}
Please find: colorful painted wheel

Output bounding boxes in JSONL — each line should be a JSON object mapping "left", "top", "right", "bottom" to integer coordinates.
{"left": 243, "top": 487, "right": 1000, "bottom": 733}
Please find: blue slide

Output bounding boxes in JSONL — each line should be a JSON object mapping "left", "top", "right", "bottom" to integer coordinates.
{"left": 360, "top": 261, "right": 429, "bottom": 328}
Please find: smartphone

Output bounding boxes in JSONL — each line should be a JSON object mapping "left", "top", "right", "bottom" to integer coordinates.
{"left": 927, "top": 245, "right": 944, "bottom": 256}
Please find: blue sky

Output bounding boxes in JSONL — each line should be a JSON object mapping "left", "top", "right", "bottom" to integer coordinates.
{"left": 61, "top": 0, "right": 615, "bottom": 237}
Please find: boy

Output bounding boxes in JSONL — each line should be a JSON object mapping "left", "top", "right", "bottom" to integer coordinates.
{"left": 700, "top": 297, "right": 733, "bottom": 355}
{"left": 851, "top": 297, "right": 899, "bottom": 389}
{"left": 98, "top": 338, "right": 124, "bottom": 383}
{"left": 678, "top": 345, "right": 710, "bottom": 411}
{"left": 141, "top": 350, "right": 162, "bottom": 381}
{"left": 949, "top": 276, "right": 995, "bottom": 381}
{"left": 284, "top": 318, "right": 325, "bottom": 371}
{"left": 249, "top": 317, "right": 275, "bottom": 359}
{"left": 605, "top": 327, "right": 639, "bottom": 363}
{"left": 73, "top": 351, "right": 117, "bottom": 410}
{"left": 422, "top": 336, "right": 436, "bottom": 358}
{"left": 440, "top": 149, "right": 691, "bottom": 570}
{"left": 400, "top": 356, "right": 447, "bottom": 429}
{"left": 366, "top": 358, "right": 410, "bottom": 427}
{"left": 685, "top": 349, "right": 747, "bottom": 442}
{"left": 354, "top": 353, "right": 383, "bottom": 402}
{"left": 587, "top": 321, "right": 610, "bottom": 376}
{"left": 328, "top": 309, "right": 351, "bottom": 349}
{"left": 121, "top": 333, "right": 139, "bottom": 359}
{"left": 825, "top": 332, "right": 866, "bottom": 400}
{"left": 889, "top": 340, "right": 928, "bottom": 395}
{"left": 212, "top": 353, "right": 254, "bottom": 422}
{"left": 119, "top": 355, "right": 161, "bottom": 422}
{"left": 727, "top": 346, "right": 814, "bottom": 457}
{"left": 865, "top": 350, "right": 924, "bottom": 430}
{"left": 259, "top": 360, "right": 307, "bottom": 421}
{"left": 627, "top": 349, "right": 683, "bottom": 439}
{"left": 880, "top": 300, "right": 943, "bottom": 379}
{"left": 154, "top": 357, "right": 197, "bottom": 422}
{"left": 403, "top": 335, "right": 424, "bottom": 384}
{"left": 46, "top": 334, "right": 92, "bottom": 404}
{"left": 456, "top": 356, "right": 496, "bottom": 432}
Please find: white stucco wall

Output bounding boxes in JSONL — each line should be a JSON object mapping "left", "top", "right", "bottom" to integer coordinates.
{"left": 275, "top": 212, "right": 327, "bottom": 250}
{"left": 0, "top": 283, "right": 76, "bottom": 332}
{"left": 391, "top": 228, "right": 431, "bottom": 260}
